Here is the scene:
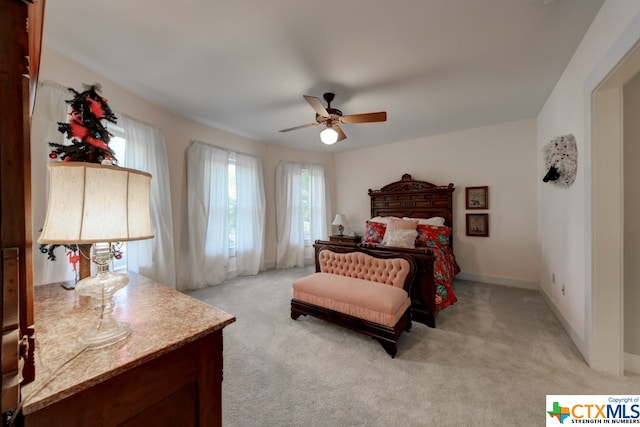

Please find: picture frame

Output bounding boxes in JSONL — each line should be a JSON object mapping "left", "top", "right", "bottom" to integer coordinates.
{"left": 466, "top": 213, "right": 489, "bottom": 237}
{"left": 465, "top": 186, "right": 489, "bottom": 209}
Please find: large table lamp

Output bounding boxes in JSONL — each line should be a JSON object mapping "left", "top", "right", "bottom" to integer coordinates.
{"left": 38, "top": 162, "right": 154, "bottom": 349}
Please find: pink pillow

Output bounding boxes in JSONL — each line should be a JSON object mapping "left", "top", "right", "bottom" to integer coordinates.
{"left": 381, "top": 218, "right": 419, "bottom": 246}
{"left": 364, "top": 221, "right": 386, "bottom": 244}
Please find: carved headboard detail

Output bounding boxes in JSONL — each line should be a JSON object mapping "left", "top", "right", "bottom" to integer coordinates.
{"left": 368, "top": 174, "right": 455, "bottom": 243}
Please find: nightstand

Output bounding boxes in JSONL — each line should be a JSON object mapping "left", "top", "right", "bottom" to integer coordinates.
{"left": 329, "top": 235, "right": 362, "bottom": 244}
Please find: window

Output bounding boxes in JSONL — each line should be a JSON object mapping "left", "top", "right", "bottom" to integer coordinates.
{"left": 228, "top": 153, "right": 237, "bottom": 255}
{"left": 108, "top": 127, "right": 127, "bottom": 271}
{"left": 275, "top": 161, "right": 329, "bottom": 268}
{"left": 226, "top": 151, "right": 266, "bottom": 258}
{"left": 181, "top": 142, "right": 265, "bottom": 288}
{"left": 301, "top": 167, "right": 311, "bottom": 243}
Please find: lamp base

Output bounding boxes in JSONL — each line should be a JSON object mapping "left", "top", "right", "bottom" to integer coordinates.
{"left": 75, "top": 268, "right": 131, "bottom": 349}
{"left": 77, "top": 320, "right": 130, "bottom": 349}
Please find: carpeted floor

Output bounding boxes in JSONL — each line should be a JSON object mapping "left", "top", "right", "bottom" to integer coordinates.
{"left": 187, "top": 267, "right": 640, "bottom": 427}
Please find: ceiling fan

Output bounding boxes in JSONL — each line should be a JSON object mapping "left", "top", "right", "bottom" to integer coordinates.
{"left": 279, "top": 93, "right": 387, "bottom": 145}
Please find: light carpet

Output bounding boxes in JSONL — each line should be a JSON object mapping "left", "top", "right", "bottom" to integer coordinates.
{"left": 187, "top": 267, "right": 639, "bottom": 426}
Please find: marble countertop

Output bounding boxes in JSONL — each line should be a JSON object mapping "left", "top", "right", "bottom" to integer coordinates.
{"left": 21, "top": 272, "right": 235, "bottom": 415}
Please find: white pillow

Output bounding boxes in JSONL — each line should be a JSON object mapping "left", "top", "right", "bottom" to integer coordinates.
{"left": 369, "top": 216, "right": 399, "bottom": 224}
{"left": 383, "top": 229, "right": 418, "bottom": 248}
{"left": 403, "top": 216, "right": 445, "bottom": 226}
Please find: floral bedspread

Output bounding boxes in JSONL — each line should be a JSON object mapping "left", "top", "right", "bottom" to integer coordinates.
{"left": 363, "top": 220, "right": 459, "bottom": 312}
{"left": 433, "top": 247, "right": 459, "bottom": 310}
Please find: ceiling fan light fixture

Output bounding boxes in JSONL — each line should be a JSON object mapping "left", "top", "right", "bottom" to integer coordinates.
{"left": 320, "top": 126, "right": 339, "bottom": 145}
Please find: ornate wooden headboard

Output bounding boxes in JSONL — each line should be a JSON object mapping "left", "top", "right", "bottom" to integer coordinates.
{"left": 368, "top": 173, "right": 455, "bottom": 229}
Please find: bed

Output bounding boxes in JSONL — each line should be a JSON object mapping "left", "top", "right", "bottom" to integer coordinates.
{"left": 363, "top": 173, "right": 459, "bottom": 327}
{"left": 363, "top": 174, "right": 460, "bottom": 328}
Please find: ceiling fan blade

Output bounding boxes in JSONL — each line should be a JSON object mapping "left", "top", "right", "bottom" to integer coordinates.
{"left": 334, "top": 125, "right": 347, "bottom": 142}
{"left": 303, "top": 95, "right": 330, "bottom": 117}
{"left": 340, "top": 111, "right": 387, "bottom": 124}
{"left": 279, "top": 122, "right": 319, "bottom": 133}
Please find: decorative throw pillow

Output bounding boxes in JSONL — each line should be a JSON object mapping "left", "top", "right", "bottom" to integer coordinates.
{"left": 364, "top": 221, "right": 386, "bottom": 244}
{"left": 415, "top": 225, "right": 451, "bottom": 249}
{"left": 381, "top": 218, "right": 419, "bottom": 246}
{"left": 384, "top": 229, "right": 418, "bottom": 248}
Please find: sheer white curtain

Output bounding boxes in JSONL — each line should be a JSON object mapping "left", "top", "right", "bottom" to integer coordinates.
{"left": 275, "top": 161, "right": 329, "bottom": 268}
{"left": 31, "top": 81, "right": 75, "bottom": 285}
{"left": 180, "top": 142, "right": 266, "bottom": 290}
{"left": 309, "top": 164, "right": 329, "bottom": 244}
{"left": 121, "top": 115, "right": 176, "bottom": 288}
{"left": 235, "top": 152, "right": 266, "bottom": 275}
{"left": 180, "top": 142, "right": 229, "bottom": 290}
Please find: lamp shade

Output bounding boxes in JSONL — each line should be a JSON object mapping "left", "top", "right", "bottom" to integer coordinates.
{"left": 332, "top": 213, "right": 347, "bottom": 226}
{"left": 38, "top": 162, "right": 154, "bottom": 244}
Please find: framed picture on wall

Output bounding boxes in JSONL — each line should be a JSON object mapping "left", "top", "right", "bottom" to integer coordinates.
{"left": 465, "top": 186, "right": 488, "bottom": 209}
{"left": 466, "top": 213, "right": 489, "bottom": 237}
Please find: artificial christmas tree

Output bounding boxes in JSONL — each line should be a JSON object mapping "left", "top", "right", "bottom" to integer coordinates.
{"left": 47, "top": 83, "right": 117, "bottom": 162}
{"left": 39, "top": 83, "right": 120, "bottom": 278}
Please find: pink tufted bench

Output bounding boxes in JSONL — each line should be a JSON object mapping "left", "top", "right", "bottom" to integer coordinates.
{"left": 291, "top": 243, "right": 417, "bottom": 357}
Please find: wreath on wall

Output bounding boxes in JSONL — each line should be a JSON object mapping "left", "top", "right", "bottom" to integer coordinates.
{"left": 542, "top": 134, "right": 577, "bottom": 188}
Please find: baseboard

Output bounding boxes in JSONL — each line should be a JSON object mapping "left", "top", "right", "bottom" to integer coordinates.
{"left": 624, "top": 352, "right": 640, "bottom": 375}
{"left": 262, "top": 260, "right": 276, "bottom": 270}
{"left": 539, "top": 287, "right": 588, "bottom": 362}
{"left": 455, "top": 272, "right": 538, "bottom": 290}
{"left": 259, "top": 259, "right": 312, "bottom": 271}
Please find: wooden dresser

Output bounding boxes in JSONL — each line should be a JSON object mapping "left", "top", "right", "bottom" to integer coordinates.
{"left": 20, "top": 273, "right": 235, "bottom": 426}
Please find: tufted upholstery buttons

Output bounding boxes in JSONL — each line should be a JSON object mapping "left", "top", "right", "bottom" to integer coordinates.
{"left": 318, "top": 250, "right": 410, "bottom": 288}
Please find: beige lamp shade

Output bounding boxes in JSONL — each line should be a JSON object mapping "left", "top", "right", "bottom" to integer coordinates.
{"left": 332, "top": 213, "right": 347, "bottom": 226}
{"left": 38, "top": 162, "right": 154, "bottom": 244}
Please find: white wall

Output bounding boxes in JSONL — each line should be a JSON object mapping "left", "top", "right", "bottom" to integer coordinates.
{"left": 624, "top": 71, "right": 640, "bottom": 357}
{"left": 334, "top": 118, "right": 539, "bottom": 288}
{"left": 537, "top": 0, "right": 640, "bottom": 364}
{"left": 34, "top": 47, "right": 335, "bottom": 284}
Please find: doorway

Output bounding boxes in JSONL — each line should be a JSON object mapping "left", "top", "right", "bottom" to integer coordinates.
{"left": 589, "top": 39, "right": 640, "bottom": 375}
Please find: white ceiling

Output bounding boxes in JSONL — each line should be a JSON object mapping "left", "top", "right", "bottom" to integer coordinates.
{"left": 43, "top": 0, "right": 603, "bottom": 152}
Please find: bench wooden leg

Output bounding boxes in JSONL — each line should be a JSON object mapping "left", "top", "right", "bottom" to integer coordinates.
{"left": 291, "top": 306, "right": 304, "bottom": 320}
{"left": 373, "top": 338, "right": 398, "bottom": 358}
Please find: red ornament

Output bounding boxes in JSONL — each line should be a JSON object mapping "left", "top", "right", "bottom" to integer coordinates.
{"left": 85, "top": 135, "right": 109, "bottom": 151}
{"left": 49, "top": 152, "right": 58, "bottom": 159}
{"left": 86, "top": 97, "right": 105, "bottom": 119}
{"left": 68, "top": 117, "right": 89, "bottom": 139}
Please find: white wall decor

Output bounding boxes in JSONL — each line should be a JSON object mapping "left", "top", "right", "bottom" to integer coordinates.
{"left": 542, "top": 134, "right": 577, "bottom": 188}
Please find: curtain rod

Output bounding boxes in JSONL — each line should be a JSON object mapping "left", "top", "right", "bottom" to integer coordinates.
{"left": 190, "top": 140, "right": 262, "bottom": 161}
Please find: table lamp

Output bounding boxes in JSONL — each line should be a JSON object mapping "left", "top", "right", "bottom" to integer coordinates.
{"left": 332, "top": 213, "right": 347, "bottom": 236}
{"left": 38, "top": 162, "right": 154, "bottom": 349}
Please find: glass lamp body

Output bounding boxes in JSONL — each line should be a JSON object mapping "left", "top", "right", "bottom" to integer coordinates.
{"left": 75, "top": 243, "right": 130, "bottom": 349}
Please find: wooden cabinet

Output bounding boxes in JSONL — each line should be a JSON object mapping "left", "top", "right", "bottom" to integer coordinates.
{"left": 2, "top": 0, "right": 46, "bottom": 415}
{"left": 21, "top": 273, "right": 235, "bottom": 426}
{"left": 329, "top": 235, "right": 362, "bottom": 244}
